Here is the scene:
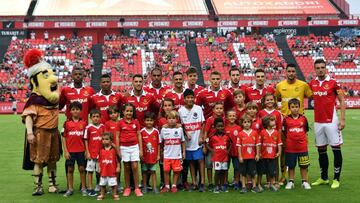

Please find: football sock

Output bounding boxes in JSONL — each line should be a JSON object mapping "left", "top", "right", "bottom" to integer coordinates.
{"left": 332, "top": 146, "right": 342, "bottom": 181}
{"left": 318, "top": 147, "right": 329, "bottom": 180}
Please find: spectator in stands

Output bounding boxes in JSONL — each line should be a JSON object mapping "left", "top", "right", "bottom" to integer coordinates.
{"left": 30, "top": 31, "right": 35, "bottom": 39}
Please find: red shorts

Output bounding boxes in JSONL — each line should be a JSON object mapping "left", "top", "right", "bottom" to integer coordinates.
{"left": 163, "top": 159, "right": 182, "bottom": 172}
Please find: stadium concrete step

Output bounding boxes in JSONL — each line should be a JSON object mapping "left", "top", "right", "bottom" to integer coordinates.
{"left": 91, "top": 44, "right": 103, "bottom": 92}
{"left": 186, "top": 42, "right": 205, "bottom": 86}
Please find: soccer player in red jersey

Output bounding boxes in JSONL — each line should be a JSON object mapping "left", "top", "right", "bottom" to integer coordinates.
{"left": 225, "top": 68, "right": 247, "bottom": 94}
{"left": 89, "top": 74, "right": 123, "bottom": 124}
{"left": 207, "top": 117, "right": 231, "bottom": 193}
{"left": 164, "top": 71, "right": 185, "bottom": 111}
{"left": 196, "top": 71, "right": 234, "bottom": 119}
{"left": 143, "top": 67, "right": 171, "bottom": 106}
{"left": 283, "top": 98, "right": 311, "bottom": 190}
{"left": 225, "top": 110, "right": 242, "bottom": 190}
{"left": 84, "top": 109, "right": 105, "bottom": 196}
{"left": 184, "top": 67, "right": 204, "bottom": 97}
{"left": 124, "top": 74, "right": 157, "bottom": 128}
{"left": 258, "top": 115, "right": 282, "bottom": 192}
{"left": 245, "top": 69, "right": 275, "bottom": 108}
{"left": 97, "top": 132, "right": 120, "bottom": 201}
{"left": 62, "top": 101, "right": 87, "bottom": 197}
{"left": 233, "top": 89, "right": 246, "bottom": 121}
{"left": 309, "top": 59, "right": 346, "bottom": 189}
{"left": 59, "top": 68, "right": 95, "bottom": 123}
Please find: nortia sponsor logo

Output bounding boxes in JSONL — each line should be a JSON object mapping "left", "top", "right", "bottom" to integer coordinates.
{"left": 313, "top": 91, "right": 327, "bottom": 96}
{"left": 70, "top": 98, "right": 87, "bottom": 103}
{"left": 69, "top": 131, "right": 84, "bottom": 136}
{"left": 102, "top": 159, "right": 113, "bottom": 164}
{"left": 137, "top": 107, "right": 148, "bottom": 112}
{"left": 215, "top": 145, "right": 227, "bottom": 150}
{"left": 289, "top": 128, "right": 303, "bottom": 133}
{"left": 92, "top": 136, "right": 102, "bottom": 141}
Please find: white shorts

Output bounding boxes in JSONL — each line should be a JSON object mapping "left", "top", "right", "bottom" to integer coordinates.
{"left": 86, "top": 159, "right": 99, "bottom": 172}
{"left": 99, "top": 177, "right": 117, "bottom": 186}
{"left": 314, "top": 115, "right": 343, "bottom": 147}
{"left": 120, "top": 144, "right": 140, "bottom": 162}
{"left": 213, "top": 161, "right": 228, "bottom": 170}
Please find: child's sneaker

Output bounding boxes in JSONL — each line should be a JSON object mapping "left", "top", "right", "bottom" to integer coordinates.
{"left": 123, "top": 188, "right": 131, "bottom": 197}
{"left": 63, "top": 190, "right": 73, "bottom": 197}
{"left": 87, "top": 189, "right": 97, "bottom": 197}
{"left": 161, "top": 186, "right": 170, "bottom": 193}
{"left": 97, "top": 195, "right": 105, "bottom": 201}
{"left": 213, "top": 186, "right": 220, "bottom": 194}
{"left": 234, "top": 183, "right": 240, "bottom": 191}
{"left": 134, "top": 188, "right": 143, "bottom": 197}
{"left": 198, "top": 184, "right": 205, "bottom": 192}
{"left": 208, "top": 184, "right": 214, "bottom": 192}
{"left": 141, "top": 187, "right": 148, "bottom": 194}
{"left": 153, "top": 187, "right": 160, "bottom": 194}
{"left": 285, "top": 181, "right": 295, "bottom": 190}
{"left": 171, "top": 186, "right": 178, "bottom": 193}
{"left": 222, "top": 185, "right": 229, "bottom": 192}
{"left": 117, "top": 185, "right": 123, "bottom": 193}
{"left": 94, "top": 184, "right": 100, "bottom": 192}
{"left": 81, "top": 189, "right": 88, "bottom": 196}
{"left": 257, "top": 185, "right": 264, "bottom": 193}
{"left": 32, "top": 186, "right": 44, "bottom": 196}
{"left": 270, "top": 185, "right": 279, "bottom": 192}
{"left": 113, "top": 194, "right": 120, "bottom": 201}
{"left": 240, "top": 187, "right": 247, "bottom": 194}
{"left": 302, "top": 182, "right": 311, "bottom": 190}
{"left": 251, "top": 187, "right": 260, "bottom": 193}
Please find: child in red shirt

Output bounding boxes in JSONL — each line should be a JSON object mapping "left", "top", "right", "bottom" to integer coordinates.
{"left": 237, "top": 114, "right": 261, "bottom": 193}
{"left": 141, "top": 112, "right": 160, "bottom": 194}
{"left": 62, "top": 101, "right": 87, "bottom": 197}
{"left": 207, "top": 117, "right": 231, "bottom": 193}
{"left": 85, "top": 109, "right": 105, "bottom": 196}
{"left": 258, "top": 115, "right": 282, "bottom": 192}
{"left": 233, "top": 90, "right": 246, "bottom": 121}
{"left": 245, "top": 102, "right": 261, "bottom": 132}
{"left": 97, "top": 132, "right": 120, "bottom": 201}
{"left": 225, "top": 109, "right": 242, "bottom": 190}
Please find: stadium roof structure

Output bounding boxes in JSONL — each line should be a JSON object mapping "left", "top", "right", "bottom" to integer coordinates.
{"left": 0, "top": 0, "right": 32, "bottom": 16}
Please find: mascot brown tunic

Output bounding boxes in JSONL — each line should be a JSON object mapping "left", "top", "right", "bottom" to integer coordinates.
{"left": 21, "top": 49, "right": 61, "bottom": 196}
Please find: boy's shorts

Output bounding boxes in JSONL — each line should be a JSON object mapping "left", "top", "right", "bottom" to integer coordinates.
{"left": 239, "top": 159, "right": 257, "bottom": 177}
{"left": 86, "top": 159, "right": 99, "bottom": 172}
{"left": 99, "top": 177, "right": 117, "bottom": 186}
{"left": 65, "top": 152, "right": 86, "bottom": 167}
{"left": 285, "top": 152, "right": 310, "bottom": 169}
{"left": 120, "top": 144, "right": 140, "bottom": 162}
{"left": 213, "top": 161, "right": 228, "bottom": 170}
{"left": 257, "top": 159, "right": 276, "bottom": 177}
{"left": 142, "top": 163, "right": 157, "bottom": 171}
{"left": 205, "top": 151, "right": 213, "bottom": 169}
{"left": 229, "top": 156, "right": 240, "bottom": 172}
{"left": 186, "top": 148, "right": 204, "bottom": 161}
{"left": 163, "top": 159, "right": 182, "bottom": 172}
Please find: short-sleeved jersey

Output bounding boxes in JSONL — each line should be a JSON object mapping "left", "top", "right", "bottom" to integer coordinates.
{"left": 225, "top": 124, "right": 242, "bottom": 157}
{"left": 275, "top": 79, "right": 313, "bottom": 116}
{"left": 59, "top": 84, "right": 95, "bottom": 122}
{"left": 99, "top": 147, "right": 118, "bottom": 177}
{"left": 144, "top": 83, "right": 171, "bottom": 107}
{"left": 141, "top": 128, "right": 160, "bottom": 164}
{"left": 245, "top": 85, "right": 275, "bottom": 108}
{"left": 164, "top": 88, "right": 185, "bottom": 111}
{"left": 283, "top": 115, "right": 309, "bottom": 153}
{"left": 123, "top": 90, "right": 157, "bottom": 127}
{"left": 104, "top": 120, "right": 119, "bottom": 144}
{"left": 259, "top": 129, "right": 282, "bottom": 159}
{"left": 89, "top": 91, "right": 123, "bottom": 124}
{"left": 178, "top": 105, "right": 205, "bottom": 151}
{"left": 62, "top": 120, "right": 86, "bottom": 153}
{"left": 235, "top": 106, "right": 247, "bottom": 121}
{"left": 84, "top": 124, "right": 105, "bottom": 159}
{"left": 118, "top": 119, "right": 140, "bottom": 147}
{"left": 225, "top": 83, "right": 247, "bottom": 95}
{"left": 196, "top": 87, "right": 234, "bottom": 119}
{"left": 205, "top": 116, "right": 226, "bottom": 139}
{"left": 160, "top": 127, "right": 185, "bottom": 159}
{"left": 184, "top": 82, "right": 204, "bottom": 97}
{"left": 156, "top": 117, "right": 167, "bottom": 129}
{"left": 208, "top": 134, "right": 231, "bottom": 162}
{"left": 258, "top": 109, "right": 283, "bottom": 131}
{"left": 251, "top": 118, "right": 262, "bottom": 132}
{"left": 236, "top": 129, "right": 260, "bottom": 159}
{"left": 309, "top": 75, "right": 342, "bottom": 123}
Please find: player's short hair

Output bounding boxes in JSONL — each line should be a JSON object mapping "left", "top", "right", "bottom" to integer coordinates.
{"left": 107, "top": 105, "right": 119, "bottom": 115}
{"left": 286, "top": 63, "right": 297, "bottom": 70}
{"left": 233, "top": 89, "right": 245, "bottom": 97}
{"left": 261, "top": 93, "right": 277, "bottom": 109}
{"left": 183, "top": 89, "right": 195, "bottom": 98}
{"left": 121, "top": 103, "right": 137, "bottom": 119}
{"left": 226, "top": 109, "right": 236, "bottom": 117}
{"left": 69, "top": 101, "right": 82, "bottom": 110}
{"left": 101, "top": 74, "right": 111, "bottom": 80}
{"left": 214, "top": 117, "right": 224, "bottom": 127}
{"left": 102, "top": 132, "right": 113, "bottom": 141}
{"left": 151, "top": 67, "right": 163, "bottom": 75}
{"left": 132, "top": 74, "right": 143, "bottom": 80}
{"left": 213, "top": 102, "right": 224, "bottom": 109}
{"left": 246, "top": 101, "right": 258, "bottom": 110}
{"left": 288, "top": 98, "right": 300, "bottom": 108}
{"left": 239, "top": 114, "right": 253, "bottom": 128}
{"left": 229, "top": 68, "right": 240, "bottom": 76}
{"left": 210, "top": 71, "right": 221, "bottom": 77}
{"left": 314, "top": 58, "right": 326, "bottom": 66}
{"left": 144, "top": 111, "right": 156, "bottom": 120}
{"left": 172, "top": 71, "right": 183, "bottom": 79}
{"left": 186, "top": 67, "right": 197, "bottom": 75}
{"left": 166, "top": 110, "right": 179, "bottom": 119}
{"left": 90, "top": 108, "right": 101, "bottom": 116}
{"left": 262, "top": 115, "right": 276, "bottom": 129}
{"left": 254, "top": 68, "right": 265, "bottom": 75}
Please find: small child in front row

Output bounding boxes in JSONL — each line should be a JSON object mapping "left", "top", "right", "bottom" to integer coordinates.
{"left": 207, "top": 117, "right": 231, "bottom": 193}
{"left": 141, "top": 111, "right": 160, "bottom": 194}
{"left": 258, "top": 115, "right": 282, "bottom": 192}
{"left": 283, "top": 98, "right": 311, "bottom": 190}
{"left": 237, "top": 114, "right": 261, "bottom": 193}
{"left": 97, "top": 132, "right": 120, "bottom": 201}
{"left": 160, "top": 110, "right": 186, "bottom": 193}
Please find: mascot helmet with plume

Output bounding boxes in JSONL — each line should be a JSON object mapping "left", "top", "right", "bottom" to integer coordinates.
{"left": 24, "top": 49, "right": 59, "bottom": 104}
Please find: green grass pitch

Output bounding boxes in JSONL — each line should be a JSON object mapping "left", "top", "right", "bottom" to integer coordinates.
{"left": 1, "top": 110, "right": 360, "bottom": 203}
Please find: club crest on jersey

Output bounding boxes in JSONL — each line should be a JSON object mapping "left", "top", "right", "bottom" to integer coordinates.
{"left": 143, "top": 98, "right": 149, "bottom": 104}
{"left": 132, "top": 124, "right": 136, "bottom": 129}
{"left": 220, "top": 93, "right": 225, "bottom": 99}
{"left": 174, "top": 131, "right": 179, "bottom": 137}
{"left": 192, "top": 112, "right": 198, "bottom": 119}
{"left": 234, "top": 130, "right": 238, "bottom": 136}
{"left": 323, "top": 84, "right": 329, "bottom": 90}
{"left": 112, "top": 97, "right": 117, "bottom": 103}
{"left": 295, "top": 87, "right": 299, "bottom": 92}
{"left": 83, "top": 91, "right": 89, "bottom": 96}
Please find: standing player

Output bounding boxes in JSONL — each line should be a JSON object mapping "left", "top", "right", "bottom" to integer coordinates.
{"left": 59, "top": 68, "right": 95, "bottom": 123}
{"left": 178, "top": 89, "right": 206, "bottom": 192}
{"left": 144, "top": 67, "right": 171, "bottom": 106}
{"left": 309, "top": 59, "right": 345, "bottom": 189}
{"left": 184, "top": 67, "right": 204, "bottom": 96}
{"left": 164, "top": 71, "right": 185, "bottom": 110}
{"left": 245, "top": 69, "right": 275, "bottom": 108}
{"left": 89, "top": 74, "right": 123, "bottom": 124}
{"left": 196, "top": 71, "right": 234, "bottom": 119}
{"left": 225, "top": 68, "right": 247, "bottom": 94}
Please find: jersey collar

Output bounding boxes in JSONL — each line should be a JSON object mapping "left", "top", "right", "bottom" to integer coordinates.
{"left": 130, "top": 89, "right": 147, "bottom": 97}
{"left": 208, "top": 86, "right": 223, "bottom": 92}
{"left": 184, "top": 82, "right": 198, "bottom": 90}
{"left": 70, "top": 83, "right": 85, "bottom": 89}
{"left": 98, "top": 90, "right": 116, "bottom": 96}
{"left": 87, "top": 123, "right": 104, "bottom": 129}
{"left": 315, "top": 75, "right": 331, "bottom": 82}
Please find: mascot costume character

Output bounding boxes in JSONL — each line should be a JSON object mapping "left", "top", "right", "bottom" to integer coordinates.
{"left": 21, "top": 49, "right": 61, "bottom": 196}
